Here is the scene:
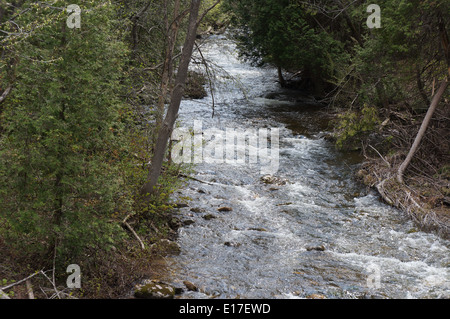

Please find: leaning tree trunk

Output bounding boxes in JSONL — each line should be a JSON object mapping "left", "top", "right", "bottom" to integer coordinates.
{"left": 397, "top": 81, "right": 448, "bottom": 184}
{"left": 141, "top": 0, "right": 201, "bottom": 197}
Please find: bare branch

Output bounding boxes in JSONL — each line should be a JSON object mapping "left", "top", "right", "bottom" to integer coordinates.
{"left": 0, "top": 86, "right": 12, "bottom": 103}
{"left": 0, "top": 270, "right": 42, "bottom": 291}
{"left": 123, "top": 214, "right": 146, "bottom": 250}
{"left": 195, "top": 42, "right": 215, "bottom": 117}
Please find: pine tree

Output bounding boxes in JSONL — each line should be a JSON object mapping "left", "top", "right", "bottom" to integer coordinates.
{"left": 0, "top": 1, "right": 129, "bottom": 264}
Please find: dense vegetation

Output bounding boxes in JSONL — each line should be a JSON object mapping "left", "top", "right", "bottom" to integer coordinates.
{"left": 0, "top": 0, "right": 448, "bottom": 298}
{"left": 0, "top": 0, "right": 215, "bottom": 298}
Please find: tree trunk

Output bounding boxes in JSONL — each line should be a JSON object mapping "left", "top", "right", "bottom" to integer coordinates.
{"left": 155, "top": 0, "right": 182, "bottom": 137}
{"left": 277, "top": 66, "right": 286, "bottom": 88}
{"left": 141, "top": 0, "right": 201, "bottom": 197}
{"left": 397, "top": 81, "right": 448, "bottom": 184}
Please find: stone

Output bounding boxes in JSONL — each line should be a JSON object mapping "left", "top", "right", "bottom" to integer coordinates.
{"left": 174, "top": 203, "right": 189, "bottom": 208}
{"left": 182, "top": 219, "right": 195, "bottom": 226}
{"left": 169, "top": 217, "right": 182, "bottom": 230}
{"left": 306, "top": 294, "right": 326, "bottom": 299}
{"left": 224, "top": 241, "right": 241, "bottom": 247}
{"left": 203, "top": 214, "right": 217, "bottom": 220}
{"left": 183, "top": 280, "right": 198, "bottom": 292}
{"left": 260, "top": 175, "right": 288, "bottom": 186}
{"left": 218, "top": 207, "right": 233, "bottom": 212}
{"left": 134, "top": 280, "right": 176, "bottom": 299}
{"left": 306, "top": 245, "right": 326, "bottom": 252}
{"left": 248, "top": 227, "right": 267, "bottom": 232}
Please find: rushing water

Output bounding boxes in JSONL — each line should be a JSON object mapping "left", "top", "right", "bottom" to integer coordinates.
{"left": 164, "top": 35, "right": 450, "bottom": 299}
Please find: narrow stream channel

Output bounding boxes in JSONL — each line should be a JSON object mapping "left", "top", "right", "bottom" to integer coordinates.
{"left": 164, "top": 34, "right": 449, "bottom": 299}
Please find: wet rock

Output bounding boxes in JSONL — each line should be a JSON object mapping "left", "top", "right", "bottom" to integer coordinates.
{"left": 203, "top": 214, "right": 217, "bottom": 220}
{"left": 190, "top": 207, "right": 204, "bottom": 213}
{"left": 276, "top": 202, "right": 293, "bottom": 206}
{"left": 218, "top": 206, "right": 233, "bottom": 212}
{"left": 183, "top": 280, "right": 198, "bottom": 292}
{"left": 359, "top": 292, "right": 388, "bottom": 299}
{"left": 306, "top": 245, "right": 326, "bottom": 252}
{"left": 261, "top": 175, "right": 288, "bottom": 186}
{"left": 182, "top": 219, "right": 195, "bottom": 226}
{"left": 224, "top": 241, "right": 241, "bottom": 247}
{"left": 173, "top": 203, "right": 189, "bottom": 208}
{"left": 169, "top": 217, "right": 182, "bottom": 230}
{"left": 248, "top": 227, "right": 267, "bottom": 232}
{"left": 306, "top": 294, "right": 326, "bottom": 299}
{"left": 134, "top": 280, "right": 176, "bottom": 299}
{"left": 197, "top": 188, "right": 207, "bottom": 194}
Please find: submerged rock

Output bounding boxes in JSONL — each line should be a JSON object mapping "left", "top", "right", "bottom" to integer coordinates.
{"left": 218, "top": 206, "right": 233, "bottom": 212}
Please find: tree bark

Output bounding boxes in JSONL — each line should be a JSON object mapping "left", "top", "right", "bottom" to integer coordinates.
{"left": 397, "top": 81, "right": 448, "bottom": 184}
{"left": 277, "top": 66, "right": 286, "bottom": 88}
{"left": 155, "top": 0, "right": 182, "bottom": 136}
{"left": 141, "top": 0, "right": 201, "bottom": 197}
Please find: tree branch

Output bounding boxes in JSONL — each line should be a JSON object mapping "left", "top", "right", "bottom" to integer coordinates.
{"left": 0, "top": 86, "right": 11, "bottom": 103}
{"left": 397, "top": 81, "right": 449, "bottom": 184}
{"left": 197, "top": 0, "right": 221, "bottom": 27}
{"left": 123, "top": 214, "right": 146, "bottom": 250}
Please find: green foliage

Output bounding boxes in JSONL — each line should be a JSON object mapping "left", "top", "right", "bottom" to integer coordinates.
{"left": 199, "top": 0, "right": 230, "bottom": 31}
{"left": 335, "top": 105, "right": 380, "bottom": 149}
{"left": 225, "top": 0, "right": 350, "bottom": 93}
{"left": 0, "top": 1, "right": 131, "bottom": 264}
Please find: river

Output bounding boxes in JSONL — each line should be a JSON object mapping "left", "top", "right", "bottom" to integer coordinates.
{"left": 163, "top": 34, "right": 449, "bottom": 299}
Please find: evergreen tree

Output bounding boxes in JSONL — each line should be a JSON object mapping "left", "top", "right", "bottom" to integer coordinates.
{"left": 0, "top": 0, "right": 129, "bottom": 265}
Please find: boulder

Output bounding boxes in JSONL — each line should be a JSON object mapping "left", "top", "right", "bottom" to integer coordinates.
{"left": 183, "top": 280, "right": 198, "bottom": 292}
{"left": 134, "top": 280, "right": 176, "bottom": 299}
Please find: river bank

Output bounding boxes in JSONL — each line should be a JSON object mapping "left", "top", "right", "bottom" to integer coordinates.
{"left": 356, "top": 157, "right": 450, "bottom": 240}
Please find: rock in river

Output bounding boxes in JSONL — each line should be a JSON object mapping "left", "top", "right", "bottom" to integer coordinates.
{"left": 134, "top": 280, "right": 177, "bottom": 299}
{"left": 183, "top": 280, "right": 198, "bottom": 292}
{"left": 306, "top": 244, "right": 326, "bottom": 252}
{"left": 203, "top": 214, "right": 217, "bottom": 220}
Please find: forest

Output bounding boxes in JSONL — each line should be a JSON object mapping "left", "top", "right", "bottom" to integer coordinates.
{"left": 0, "top": 0, "right": 448, "bottom": 300}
